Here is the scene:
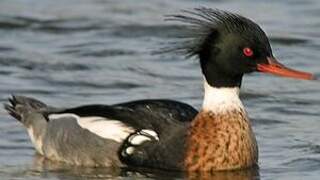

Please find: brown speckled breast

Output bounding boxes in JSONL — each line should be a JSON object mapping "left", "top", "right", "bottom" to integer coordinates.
{"left": 184, "top": 109, "right": 258, "bottom": 171}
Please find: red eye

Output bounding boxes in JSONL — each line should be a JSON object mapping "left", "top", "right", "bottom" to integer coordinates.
{"left": 243, "top": 47, "right": 253, "bottom": 57}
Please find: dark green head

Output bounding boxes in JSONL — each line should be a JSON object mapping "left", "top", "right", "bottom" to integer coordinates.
{"left": 167, "top": 8, "right": 314, "bottom": 87}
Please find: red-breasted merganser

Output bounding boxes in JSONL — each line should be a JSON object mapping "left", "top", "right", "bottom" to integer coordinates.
{"left": 4, "top": 8, "right": 315, "bottom": 172}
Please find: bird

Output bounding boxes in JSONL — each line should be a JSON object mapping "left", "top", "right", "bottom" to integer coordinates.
{"left": 4, "top": 7, "right": 315, "bottom": 172}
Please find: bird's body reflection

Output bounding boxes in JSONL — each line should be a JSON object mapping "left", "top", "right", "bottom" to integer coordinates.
{"left": 186, "top": 167, "right": 260, "bottom": 180}
{"left": 30, "top": 154, "right": 260, "bottom": 180}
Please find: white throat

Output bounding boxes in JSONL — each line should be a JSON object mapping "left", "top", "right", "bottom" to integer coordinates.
{"left": 202, "top": 79, "right": 244, "bottom": 112}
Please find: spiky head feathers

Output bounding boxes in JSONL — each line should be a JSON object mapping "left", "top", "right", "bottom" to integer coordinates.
{"left": 166, "top": 8, "right": 274, "bottom": 87}
{"left": 166, "top": 7, "right": 271, "bottom": 57}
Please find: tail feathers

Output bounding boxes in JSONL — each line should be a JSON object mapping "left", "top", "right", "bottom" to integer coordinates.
{"left": 4, "top": 103, "right": 22, "bottom": 121}
{"left": 4, "top": 95, "right": 48, "bottom": 122}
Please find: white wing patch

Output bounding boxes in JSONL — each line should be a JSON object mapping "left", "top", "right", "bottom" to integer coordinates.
{"left": 129, "top": 129, "right": 159, "bottom": 145}
{"left": 77, "top": 117, "right": 135, "bottom": 142}
{"left": 49, "top": 113, "right": 135, "bottom": 143}
{"left": 49, "top": 113, "right": 79, "bottom": 120}
{"left": 124, "top": 129, "right": 159, "bottom": 155}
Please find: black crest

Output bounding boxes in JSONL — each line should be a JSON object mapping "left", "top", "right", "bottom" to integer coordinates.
{"left": 164, "top": 7, "right": 268, "bottom": 58}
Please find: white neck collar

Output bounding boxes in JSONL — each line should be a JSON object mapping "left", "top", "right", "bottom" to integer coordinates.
{"left": 202, "top": 79, "right": 244, "bottom": 112}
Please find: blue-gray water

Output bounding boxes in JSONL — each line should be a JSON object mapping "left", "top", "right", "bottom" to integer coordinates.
{"left": 0, "top": 0, "right": 319, "bottom": 179}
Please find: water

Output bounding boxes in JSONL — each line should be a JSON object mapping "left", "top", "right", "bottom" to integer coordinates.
{"left": 0, "top": 0, "right": 319, "bottom": 179}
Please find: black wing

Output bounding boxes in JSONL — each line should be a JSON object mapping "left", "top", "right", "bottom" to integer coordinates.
{"left": 52, "top": 99, "right": 198, "bottom": 137}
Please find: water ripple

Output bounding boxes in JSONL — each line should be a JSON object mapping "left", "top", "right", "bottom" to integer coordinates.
{"left": 0, "top": 15, "right": 108, "bottom": 33}
{"left": 0, "top": 57, "right": 92, "bottom": 71}
{"left": 48, "top": 80, "right": 145, "bottom": 89}
{"left": 0, "top": 145, "right": 33, "bottom": 151}
{"left": 0, "top": 46, "right": 14, "bottom": 52}
{"left": 60, "top": 49, "right": 136, "bottom": 57}
{"left": 270, "top": 36, "right": 309, "bottom": 45}
{"left": 108, "top": 24, "right": 184, "bottom": 38}
{"left": 282, "top": 158, "right": 320, "bottom": 171}
{"left": 251, "top": 118, "right": 288, "bottom": 126}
